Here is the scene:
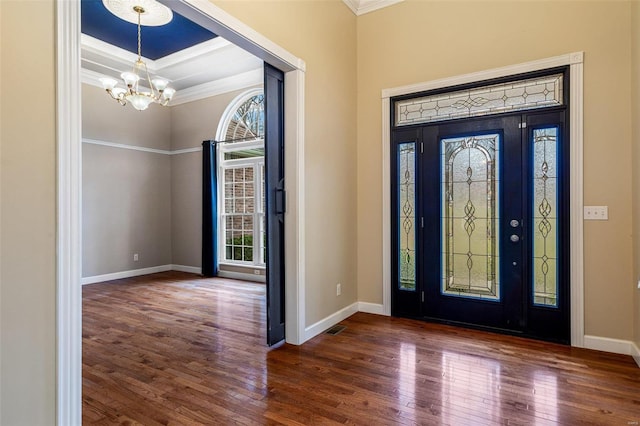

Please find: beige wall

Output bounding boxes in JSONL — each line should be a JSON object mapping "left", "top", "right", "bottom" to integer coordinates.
{"left": 83, "top": 83, "right": 267, "bottom": 277}
{"left": 1, "top": 0, "right": 637, "bottom": 424}
{"left": 0, "top": 1, "right": 56, "bottom": 425}
{"left": 83, "top": 84, "right": 171, "bottom": 150}
{"left": 170, "top": 88, "right": 255, "bottom": 150}
{"left": 171, "top": 152, "right": 202, "bottom": 267}
{"left": 83, "top": 83, "right": 272, "bottom": 276}
{"left": 82, "top": 84, "right": 172, "bottom": 277}
{"left": 356, "top": 0, "right": 634, "bottom": 341}
{"left": 83, "top": 144, "right": 172, "bottom": 276}
{"left": 214, "top": 0, "right": 358, "bottom": 325}
{"left": 632, "top": 1, "right": 640, "bottom": 352}
{"left": 87, "top": 75, "right": 334, "bottom": 280}
{"left": 1, "top": 1, "right": 3, "bottom": 418}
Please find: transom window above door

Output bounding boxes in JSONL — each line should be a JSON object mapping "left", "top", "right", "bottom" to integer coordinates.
{"left": 395, "top": 73, "right": 564, "bottom": 127}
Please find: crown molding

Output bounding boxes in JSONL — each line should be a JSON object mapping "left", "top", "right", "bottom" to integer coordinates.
{"left": 171, "top": 68, "right": 262, "bottom": 105}
{"left": 82, "top": 33, "right": 152, "bottom": 69}
{"left": 81, "top": 67, "right": 114, "bottom": 88}
{"left": 81, "top": 34, "right": 232, "bottom": 73}
{"left": 81, "top": 67, "right": 153, "bottom": 92}
{"left": 81, "top": 31, "right": 261, "bottom": 94}
{"left": 154, "top": 37, "right": 231, "bottom": 68}
{"left": 342, "top": 0, "right": 404, "bottom": 16}
{"left": 81, "top": 67, "right": 262, "bottom": 106}
{"left": 342, "top": 0, "right": 359, "bottom": 15}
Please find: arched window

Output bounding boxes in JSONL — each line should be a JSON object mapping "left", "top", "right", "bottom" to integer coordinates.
{"left": 216, "top": 89, "right": 265, "bottom": 268}
{"left": 223, "top": 93, "right": 264, "bottom": 142}
{"left": 217, "top": 88, "right": 264, "bottom": 143}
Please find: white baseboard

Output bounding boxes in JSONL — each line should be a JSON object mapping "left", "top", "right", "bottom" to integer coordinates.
{"left": 81, "top": 264, "right": 268, "bottom": 285}
{"left": 358, "top": 302, "right": 386, "bottom": 315}
{"left": 304, "top": 302, "right": 358, "bottom": 341}
{"left": 171, "top": 264, "right": 202, "bottom": 274}
{"left": 81, "top": 264, "right": 172, "bottom": 285}
{"left": 631, "top": 341, "right": 640, "bottom": 368}
{"left": 217, "top": 270, "right": 266, "bottom": 283}
{"left": 583, "top": 335, "right": 637, "bottom": 357}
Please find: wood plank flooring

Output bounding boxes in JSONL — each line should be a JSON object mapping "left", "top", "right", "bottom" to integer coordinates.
{"left": 83, "top": 271, "right": 640, "bottom": 425}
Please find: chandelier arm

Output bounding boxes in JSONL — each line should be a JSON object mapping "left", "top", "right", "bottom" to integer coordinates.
{"left": 106, "top": 89, "right": 121, "bottom": 102}
{"left": 143, "top": 62, "right": 157, "bottom": 98}
{"left": 104, "top": 89, "right": 127, "bottom": 107}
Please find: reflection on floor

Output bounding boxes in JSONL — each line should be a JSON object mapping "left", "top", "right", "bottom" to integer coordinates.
{"left": 83, "top": 271, "right": 640, "bottom": 425}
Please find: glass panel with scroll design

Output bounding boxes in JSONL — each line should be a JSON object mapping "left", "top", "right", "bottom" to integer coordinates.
{"left": 441, "top": 134, "right": 500, "bottom": 301}
{"left": 398, "top": 142, "right": 417, "bottom": 291}
{"left": 532, "top": 127, "right": 558, "bottom": 307}
{"left": 396, "top": 74, "right": 563, "bottom": 127}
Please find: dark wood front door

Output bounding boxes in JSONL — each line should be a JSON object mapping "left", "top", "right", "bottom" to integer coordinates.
{"left": 391, "top": 110, "right": 569, "bottom": 343}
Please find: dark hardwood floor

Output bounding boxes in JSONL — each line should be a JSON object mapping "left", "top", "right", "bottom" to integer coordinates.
{"left": 83, "top": 271, "right": 640, "bottom": 425}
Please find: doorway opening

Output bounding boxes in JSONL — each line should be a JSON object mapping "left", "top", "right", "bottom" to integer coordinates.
{"left": 80, "top": 0, "right": 286, "bottom": 338}
{"left": 390, "top": 68, "right": 571, "bottom": 343}
{"left": 57, "top": 0, "right": 306, "bottom": 423}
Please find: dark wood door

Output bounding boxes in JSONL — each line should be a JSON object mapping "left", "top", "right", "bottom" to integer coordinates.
{"left": 264, "top": 63, "right": 286, "bottom": 346}
{"left": 391, "top": 111, "right": 569, "bottom": 343}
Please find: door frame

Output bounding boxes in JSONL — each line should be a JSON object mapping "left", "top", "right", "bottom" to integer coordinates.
{"left": 381, "top": 52, "right": 585, "bottom": 346}
{"left": 56, "top": 1, "right": 307, "bottom": 424}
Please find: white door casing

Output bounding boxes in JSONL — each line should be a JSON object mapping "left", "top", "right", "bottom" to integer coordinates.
{"left": 56, "top": 1, "right": 307, "bottom": 424}
{"left": 381, "top": 52, "right": 584, "bottom": 345}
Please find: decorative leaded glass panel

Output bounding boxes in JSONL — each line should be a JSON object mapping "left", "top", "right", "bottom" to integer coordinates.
{"left": 398, "top": 142, "right": 416, "bottom": 291}
{"left": 532, "top": 127, "right": 558, "bottom": 307}
{"left": 224, "top": 94, "right": 265, "bottom": 142}
{"left": 441, "top": 134, "right": 500, "bottom": 301}
{"left": 396, "top": 74, "right": 563, "bottom": 127}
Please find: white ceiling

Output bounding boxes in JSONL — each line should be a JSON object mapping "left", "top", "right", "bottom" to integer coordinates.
{"left": 81, "top": 34, "right": 264, "bottom": 105}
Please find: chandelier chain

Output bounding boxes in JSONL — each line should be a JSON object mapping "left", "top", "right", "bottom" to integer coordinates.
{"left": 137, "top": 9, "right": 142, "bottom": 61}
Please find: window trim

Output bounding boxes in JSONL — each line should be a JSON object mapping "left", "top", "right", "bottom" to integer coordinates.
{"left": 215, "top": 88, "right": 264, "bottom": 142}
{"left": 216, "top": 89, "right": 266, "bottom": 268}
{"left": 218, "top": 153, "right": 266, "bottom": 267}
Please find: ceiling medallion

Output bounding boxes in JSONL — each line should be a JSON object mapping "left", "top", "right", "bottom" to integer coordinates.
{"left": 99, "top": 0, "right": 176, "bottom": 111}
{"left": 102, "top": 0, "right": 173, "bottom": 26}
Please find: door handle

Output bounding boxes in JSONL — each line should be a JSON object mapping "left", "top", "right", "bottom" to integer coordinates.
{"left": 510, "top": 234, "right": 520, "bottom": 243}
{"left": 275, "top": 178, "right": 286, "bottom": 222}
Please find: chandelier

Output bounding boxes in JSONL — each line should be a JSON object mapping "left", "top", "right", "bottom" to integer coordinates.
{"left": 99, "top": 2, "right": 176, "bottom": 111}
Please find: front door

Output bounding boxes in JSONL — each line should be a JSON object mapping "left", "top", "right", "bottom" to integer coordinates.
{"left": 391, "top": 110, "right": 569, "bottom": 343}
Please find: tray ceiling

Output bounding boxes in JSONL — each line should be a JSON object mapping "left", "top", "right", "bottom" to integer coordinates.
{"left": 81, "top": 0, "right": 263, "bottom": 103}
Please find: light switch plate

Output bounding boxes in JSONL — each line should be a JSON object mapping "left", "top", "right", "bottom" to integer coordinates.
{"left": 584, "top": 206, "right": 608, "bottom": 220}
